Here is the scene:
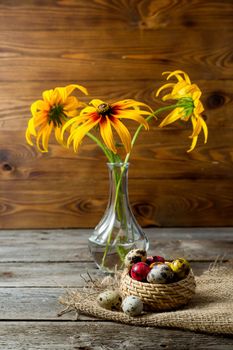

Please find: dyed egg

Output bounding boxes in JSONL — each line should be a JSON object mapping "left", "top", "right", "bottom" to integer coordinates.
{"left": 170, "top": 258, "right": 190, "bottom": 279}
{"left": 131, "top": 262, "right": 151, "bottom": 281}
{"left": 122, "top": 296, "right": 143, "bottom": 316}
{"left": 145, "top": 256, "right": 154, "bottom": 265}
{"left": 147, "top": 263, "right": 174, "bottom": 284}
{"left": 124, "top": 249, "right": 147, "bottom": 269}
{"left": 153, "top": 255, "right": 165, "bottom": 263}
{"left": 97, "top": 290, "right": 122, "bottom": 311}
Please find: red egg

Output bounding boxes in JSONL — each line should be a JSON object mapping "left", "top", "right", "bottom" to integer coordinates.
{"left": 130, "top": 262, "right": 151, "bottom": 281}
{"left": 153, "top": 255, "right": 165, "bottom": 263}
{"left": 145, "top": 256, "right": 154, "bottom": 265}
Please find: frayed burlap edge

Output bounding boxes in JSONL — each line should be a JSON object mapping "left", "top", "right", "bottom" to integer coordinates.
{"left": 58, "top": 263, "right": 233, "bottom": 336}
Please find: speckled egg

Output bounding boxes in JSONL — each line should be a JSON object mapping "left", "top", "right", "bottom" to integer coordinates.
{"left": 170, "top": 258, "right": 190, "bottom": 279}
{"left": 97, "top": 290, "right": 122, "bottom": 311}
{"left": 122, "top": 296, "right": 143, "bottom": 316}
{"left": 149, "top": 261, "right": 164, "bottom": 269}
{"left": 124, "top": 249, "right": 147, "bottom": 269}
{"left": 147, "top": 263, "right": 174, "bottom": 284}
{"left": 131, "top": 262, "right": 151, "bottom": 281}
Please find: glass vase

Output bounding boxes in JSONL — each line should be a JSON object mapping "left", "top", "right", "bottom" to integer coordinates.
{"left": 88, "top": 162, "right": 149, "bottom": 273}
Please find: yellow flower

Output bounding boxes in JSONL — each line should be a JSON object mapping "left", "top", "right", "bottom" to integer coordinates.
{"left": 26, "top": 84, "right": 88, "bottom": 152}
{"left": 62, "top": 99, "right": 151, "bottom": 154}
{"left": 156, "top": 70, "right": 208, "bottom": 152}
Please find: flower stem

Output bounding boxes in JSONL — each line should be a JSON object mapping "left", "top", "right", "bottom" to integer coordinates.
{"left": 87, "top": 132, "right": 114, "bottom": 162}
{"left": 124, "top": 104, "right": 178, "bottom": 163}
{"left": 100, "top": 163, "right": 127, "bottom": 270}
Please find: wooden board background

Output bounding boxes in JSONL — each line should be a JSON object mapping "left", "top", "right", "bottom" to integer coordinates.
{"left": 0, "top": 0, "right": 233, "bottom": 229}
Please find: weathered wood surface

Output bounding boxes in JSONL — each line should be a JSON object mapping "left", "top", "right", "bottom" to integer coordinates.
{"left": 0, "top": 0, "right": 232, "bottom": 30}
{"left": 1, "top": 322, "right": 233, "bottom": 350}
{"left": 0, "top": 0, "right": 233, "bottom": 228}
{"left": 0, "top": 229, "right": 232, "bottom": 348}
{"left": 0, "top": 261, "right": 220, "bottom": 287}
{"left": 0, "top": 30, "right": 232, "bottom": 80}
{"left": 1, "top": 177, "right": 233, "bottom": 228}
{"left": 0, "top": 228, "right": 233, "bottom": 350}
{"left": 0, "top": 229, "right": 232, "bottom": 262}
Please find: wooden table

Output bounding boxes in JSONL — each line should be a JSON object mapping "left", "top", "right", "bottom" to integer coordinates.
{"left": 0, "top": 228, "right": 233, "bottom": 349}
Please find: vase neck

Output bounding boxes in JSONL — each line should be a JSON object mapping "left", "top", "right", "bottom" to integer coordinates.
{"left": 107, "top": 162, "right": 129, "bottom": 208}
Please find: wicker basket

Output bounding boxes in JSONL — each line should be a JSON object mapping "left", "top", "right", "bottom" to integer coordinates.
{"left": 120, "top": 268, "right": 196, "bottom": 311}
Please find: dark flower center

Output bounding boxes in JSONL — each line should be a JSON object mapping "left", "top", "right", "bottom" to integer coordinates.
{"left": 97, "top": 103, "right": 112, "bottom": 117}
{"left": 48, "top": 104, "right": 67, "bottom": 126}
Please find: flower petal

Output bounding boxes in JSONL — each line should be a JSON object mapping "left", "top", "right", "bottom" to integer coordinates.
{"left": 54, "top": 126, "right": 66, "bottom": 146}
{"left": 41, "top": 123, "right": 53, "bottom": 152}
{"left": 65, "top": 84, "right": 88, "bottom": 96}
{"left": 55, "top": 87, "right": 68, "bottom": 104}
{"left": 189, "top": 116, "right": 202, "bottom": 138}
{"left": 110, "top": 118, "right": 131, "bottom": 153}
{"left": 99, "top": 117, "right": 117, "bottom": 153}
{"left": 159, "top": 107, "right": 184, "bottom": 127}
{"left": 171, "top": 80, "right": 190, "bottom": 96}
{"left": 68, "top": 118, "right": 100, "bottom": 152}
{"left": 25, "top": 118, "right": 36, "bottom": 145}
{"left": 80, "top": 106, "right": 96, "bottom": 116}
{"left": 42, "top": 89, "right": 59, "bottom": 105}
{"left": 64, "top": 96, "right": 82, "bottom": 111}
{"left": 116, "top": 110, "right": 149, "bottom": 130}
{"left": 166, "top": 70, "right": 191, "bottom": 84}
{"left": 61, "top": 115, "right": 87, "bottom": 139}
{"left": 35, "top": 127, "right": 48, "bottom": 153}
{"left": 112, "top": 99, "right": 152, "bottom": 112}
{"left": 200, "top": 117, "right": 208, "bottom": 143}
{"left": 156, "top": 83, "right": 175, "bottom": 97}
{"left": 187, "top": 135, "right": 198, "bottom": 153}
{"left": 187, "top": 117, "right": 199, "bottom": 152}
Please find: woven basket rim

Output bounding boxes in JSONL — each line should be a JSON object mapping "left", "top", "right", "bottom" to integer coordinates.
{"left": 121, "top": 267, "right": 195, "bottom": 288}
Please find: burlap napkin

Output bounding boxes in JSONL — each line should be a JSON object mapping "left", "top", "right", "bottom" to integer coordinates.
{"left": 59, "top": 264, "right": 233, "bottom": 335}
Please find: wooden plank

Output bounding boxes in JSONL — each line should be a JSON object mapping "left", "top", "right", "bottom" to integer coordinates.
{"left": 0, "top": 262, "right": 102, "bottom": 287}
{"left": 0, "top": 229, "right": 232, "bottom": 262}
{"left": 0, "top": 178, "right": 233, "bottom": 228}
{"left": 2, "top": 29, "right": 233, "bottom": 53}
{"left": 0, "top": 29, "right": 232, "bottom": 62}
{"left": 0, "top": 261, "right": 214, "bottom": 287}
{"left": 1, "top": 128, "right": 233, "bottom": 178}
{"left": 0, "top": 28, "right": 232, "bottom": 81}
{"left": 0, "top": 321, "right": 232, "bottom": 350}
{"left": 0, "top": 35, "right": 232, "bottom": 81}
{"left": 0, "top": 0, "right": 232, "bottom": 30}
{"left": 0, "top": 288, "right": 65, "bottom": 321}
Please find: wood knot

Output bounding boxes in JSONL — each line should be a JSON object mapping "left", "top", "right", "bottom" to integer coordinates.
{"left": 2, "top": 163, "right": 13, "bottom": 171}
{"left": 206, "top": 93, "right": 225, "bottom": 109}
{"left": 182, "top": 17, "right": 196, "bottom": 27}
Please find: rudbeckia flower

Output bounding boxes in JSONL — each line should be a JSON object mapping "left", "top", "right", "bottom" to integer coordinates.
{"left": 26, "top": 84, "right": 88, "bottom": 152}
{"left": 156, "top": 70, "right": 208, "bottom": 152}
{"left": 62, "top": 99, "right": 151, "bottom": 154}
